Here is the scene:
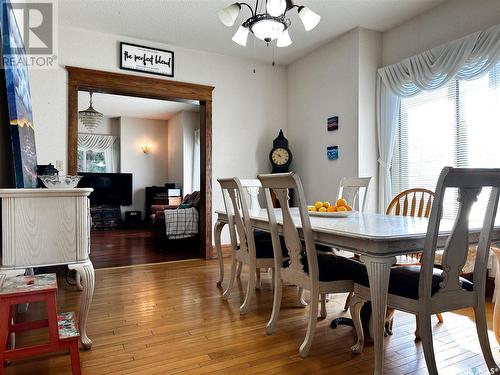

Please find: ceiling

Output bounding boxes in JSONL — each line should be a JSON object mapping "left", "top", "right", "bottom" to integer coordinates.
{"left": 78, "top": 91, "right": 199, "bottom": 120}
{"left": 59, "top": 0, "right": 447, "bottom": 65}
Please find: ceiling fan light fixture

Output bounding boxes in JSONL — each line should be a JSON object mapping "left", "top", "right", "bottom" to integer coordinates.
{"left": 298, "top": 6, "right": 320, "bottom": 31}
{"left": 250, "top": 18, "right": 285, "bottom": 42}
{"left": 266, "top": 0, "right": 286, "bottom": 17}
{"left": 277, "top": 29, "right": 292, "bottom": 47}
{"left": 218, "top": 3, "right": 241, "bottom": 27}
{"left": 232, "top": 25, "right": 249, "bottom": 46}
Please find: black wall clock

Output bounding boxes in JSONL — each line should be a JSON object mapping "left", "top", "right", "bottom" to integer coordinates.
{"left": 269, "top": 129, "right": 292, "bottom": 173}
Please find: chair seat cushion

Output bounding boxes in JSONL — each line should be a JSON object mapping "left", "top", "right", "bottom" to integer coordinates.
{"left": 355, "top": 265, "right": 473, "bottom": 300}
{"left": 283, "top": 252, "right": 366, "bottom": 282}
{"left": 236, "top": 230, "right": 288, "bottom": 259}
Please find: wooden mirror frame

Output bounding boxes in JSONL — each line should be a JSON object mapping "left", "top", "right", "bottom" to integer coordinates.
{"left": 66, "top": 66, "right": 214, "bottom": 259}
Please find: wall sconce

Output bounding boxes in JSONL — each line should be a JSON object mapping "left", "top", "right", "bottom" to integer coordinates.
{"left": 140, "top": 142, "right": 153, "bottom": 154}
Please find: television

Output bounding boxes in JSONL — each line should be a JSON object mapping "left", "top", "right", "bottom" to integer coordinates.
{"left": 78, "top": 172, "right": 133, "bottom": 206}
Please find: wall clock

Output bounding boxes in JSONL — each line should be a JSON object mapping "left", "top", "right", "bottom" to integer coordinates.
{"left": 269, "top": 129, "right": 292, "bottom": 173}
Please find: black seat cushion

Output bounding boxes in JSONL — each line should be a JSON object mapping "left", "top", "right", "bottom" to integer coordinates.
{"left": 354, "top": 265, "right": 474, "bottom": 300}
{"left": 283, "top": 252, "right": 366, "bottom": 282}
{"left": 237, "top": 230, "right": 288, "bottom": 259}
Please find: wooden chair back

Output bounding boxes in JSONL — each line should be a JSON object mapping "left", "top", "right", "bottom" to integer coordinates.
{"left": 258, "top": 172, "right": 318, "bottom": 285}
{"left": 419, "top": 167, "right": 500, "bottom": 302}
{"left": 386, "top": 188, "right": 435, "bottom": 217}
{"left": 338, "top": 177, "right": 371, "bottom": 212}
{"left": 218, "top": 178, "right": 260, "bottom": 260}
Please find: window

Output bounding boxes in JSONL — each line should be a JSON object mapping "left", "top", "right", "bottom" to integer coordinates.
{"left": 77, "top": 150, "right": 107, "bottom": 173}
{"left": 392, "top": 63, "right": 500, "bottom": 219}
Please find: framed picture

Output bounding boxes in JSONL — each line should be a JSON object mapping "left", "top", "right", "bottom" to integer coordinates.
{"left": 327, "top": 146, "right": 339, "bottom": 160}
{"left": 1, "top": 0, "right": 38, "bottom": 188}
{"left": 120, "top": 42, "right": 174, "bottom": 77}
{"left": 327, "top": 116, "right": 339, "bottom": 131}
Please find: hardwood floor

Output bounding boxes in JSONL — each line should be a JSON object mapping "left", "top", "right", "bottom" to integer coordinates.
{"left": 5, "top": 259, "right": 500, "bottom": 374}
{"left": 89, "top": 229, "right": 199, "bottom": 269}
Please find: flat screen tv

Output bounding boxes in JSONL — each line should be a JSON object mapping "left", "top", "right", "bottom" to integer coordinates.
{"left": 78, "top": 172, "right": 133, "bottom": 206}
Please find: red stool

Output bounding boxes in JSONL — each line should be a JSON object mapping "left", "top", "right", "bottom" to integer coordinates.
{"left": 0, "top": 274, "right": 81, "bottom": 375}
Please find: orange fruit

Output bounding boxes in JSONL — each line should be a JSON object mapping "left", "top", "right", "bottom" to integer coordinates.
{"left": 346, "top": 205, "right": 352, "bottom": 211}
{"left": 318, "top": 207, "right": 327, "bottom": 212}
{"left": 336, "top": 198, "right": 347, "bottom": 207}
{"left": 322, "top": 201, "right": 330, "bottom": 209}
{"left": 314, "top": 201, "right": 323, "bottom": 209}
{"left": 327, "top": 205, "right": 337, "bottom": 212}
{"left": 337, "top": 206, "right": 347, "bottom": 212}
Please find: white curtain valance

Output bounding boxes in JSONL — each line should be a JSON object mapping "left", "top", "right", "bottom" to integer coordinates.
{"left": 78, "top": 134, "right": 117, "bottom": 152}
{"left": 379, "top": 23, "right": 500, "bottom": 98}
{"left": 376, "top": 23, "right": 500, "bottom": 212}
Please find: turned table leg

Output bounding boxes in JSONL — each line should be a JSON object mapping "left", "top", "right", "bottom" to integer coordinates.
{"left": 359, "top": 254, "right": 396, "bottom": 375}
{"left": 68, "top": 260, "right": 95, "bottom": 349}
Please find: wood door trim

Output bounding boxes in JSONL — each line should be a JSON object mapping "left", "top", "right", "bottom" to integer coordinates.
{"left": 67, "top": 66, "right": 214, "bottom": 259}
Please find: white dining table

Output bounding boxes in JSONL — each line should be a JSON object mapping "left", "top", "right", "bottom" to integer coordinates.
{"left": 214, "top": 208, "right": 500, "bottom": 375}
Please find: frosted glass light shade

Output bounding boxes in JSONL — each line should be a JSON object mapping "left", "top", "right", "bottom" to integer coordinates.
{"left": 298, "top": 6, "right": 320, "bottom": 31}
{"left": 266, "top": 0, "right": 286, "bottom": 17}
{"left": 218, "top": 3, "right": 241, "bottom": 27}
{"left": 251, "top": 19, "right": 285, "bottom": 42}
{"left": 232, "top": 25, "right": 249, "bottom": 46}
{"left": 277, "top": 29, "right": 292, "bottom": 47}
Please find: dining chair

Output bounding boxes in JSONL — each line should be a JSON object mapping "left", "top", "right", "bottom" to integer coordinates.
{"left": 337, "top": 177, "right": 372, "bottom": 212}
{"left": 218, "top": 178, "right": 277, "bottom": 314}
{"left": 258, "top": 172, "right": 366, "bottom": 358}
{"left": 349, "top": 167, "right": 500, "bottom": 375}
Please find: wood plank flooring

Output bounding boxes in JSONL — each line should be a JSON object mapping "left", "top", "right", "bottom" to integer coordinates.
{"left": 90, "top": 229, "right": 199, "bottom": 269}
{"left": 6, "top": 259, "right": 500, "bottom": 374}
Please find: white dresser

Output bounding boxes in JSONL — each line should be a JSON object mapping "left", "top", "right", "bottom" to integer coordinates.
{"left": 0, "top": 188, "right": 95, "bottom": 348}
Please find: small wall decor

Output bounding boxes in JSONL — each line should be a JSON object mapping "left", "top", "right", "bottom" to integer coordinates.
{"left": 120, "top": 42, "right": 174, "bottom": 77}
{"left": 327, "top": 145, "right": 339, "bottom": 160}
{"left": 327, "top": 116, "right": 339, "bottom": 131}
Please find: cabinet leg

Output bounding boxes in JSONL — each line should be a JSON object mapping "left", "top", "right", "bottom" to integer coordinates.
{"left": 68, "top": 261, "right": 95, "bottom": 349}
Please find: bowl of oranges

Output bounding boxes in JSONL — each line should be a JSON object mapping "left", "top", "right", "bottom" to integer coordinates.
{"left": 307, "top": 198, "right": 354, "bottom": 218}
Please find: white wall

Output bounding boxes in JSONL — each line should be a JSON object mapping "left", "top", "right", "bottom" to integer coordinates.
{"left": 167, "top": 111, "right": 184, "bottom": 188}
{"left": 383, "top": 0, "right": 500, "bottom": 65}
{"left": 357, "top": 29, "right": 382, "bottom": 212}
{"left": 287, "top": 28, "right": 381, "bottom": 210}
{"left": 182, "top": 111, "right": 200, "bottom": 194}
{"left": 29, "top": 26, "right": 287, "bottom": 245}
{"left": 120, "top": 117, "right": 169, "bottom": 217}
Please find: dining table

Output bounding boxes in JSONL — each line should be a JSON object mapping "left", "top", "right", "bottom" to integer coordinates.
{"left": 214, "top": 208, "right": 500, "bottom": 375}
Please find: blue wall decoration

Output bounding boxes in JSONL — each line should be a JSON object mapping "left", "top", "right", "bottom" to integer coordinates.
{"left": 327, "top": 145, "right": 338, "bottom": 160}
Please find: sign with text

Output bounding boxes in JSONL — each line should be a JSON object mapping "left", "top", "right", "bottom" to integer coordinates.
{"left": 120, "top": 42, "right": 174, "bottom": 77}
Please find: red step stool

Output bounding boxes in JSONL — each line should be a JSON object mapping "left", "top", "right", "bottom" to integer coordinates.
{"left": 0, "top": 274, "right": 81, "bottom": 374}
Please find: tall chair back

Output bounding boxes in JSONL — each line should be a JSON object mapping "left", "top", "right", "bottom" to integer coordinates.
{"left": 258, "top": 172, "right": 318, "bottom": 286}
{"left": 420, "top": 167, "right": 500, "bottom": 302}
{"left": 218, "top": 178, "right": 257, "bottom": 262}
{"left": 386, "top": 188, "right": 435, "bottom": 217}
{"left": 338, "top": 177, "right": 371, "bottom": 212}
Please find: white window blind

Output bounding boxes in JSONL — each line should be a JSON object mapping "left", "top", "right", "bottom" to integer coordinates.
{"left": 391, "top": 63, "right": 500, "bottom": 220}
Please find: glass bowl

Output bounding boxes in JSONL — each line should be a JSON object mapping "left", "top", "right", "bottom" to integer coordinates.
{"left": 38, "top": 175, "right": 82, "bottom": 189}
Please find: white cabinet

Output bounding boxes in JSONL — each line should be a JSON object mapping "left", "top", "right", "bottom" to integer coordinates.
{"left": 0, "top": 188, "right": 95, "bottom": 348}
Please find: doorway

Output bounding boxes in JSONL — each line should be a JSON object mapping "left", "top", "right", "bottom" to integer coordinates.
{"left": 66, "top": 66, "right": 213, "bottom": 261}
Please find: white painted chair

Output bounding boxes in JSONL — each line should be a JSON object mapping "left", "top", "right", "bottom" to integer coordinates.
{"left": 218, "top": 178, "right": 275, "bottom": 314}
{"left": 258, "top": 172, "right": 365, "bottom": 358}
{"left": 337, "top": 177, "right": 371, "bottom": 212}
{"left": 350, "top": 167, "right": 500, "bottom": 374}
